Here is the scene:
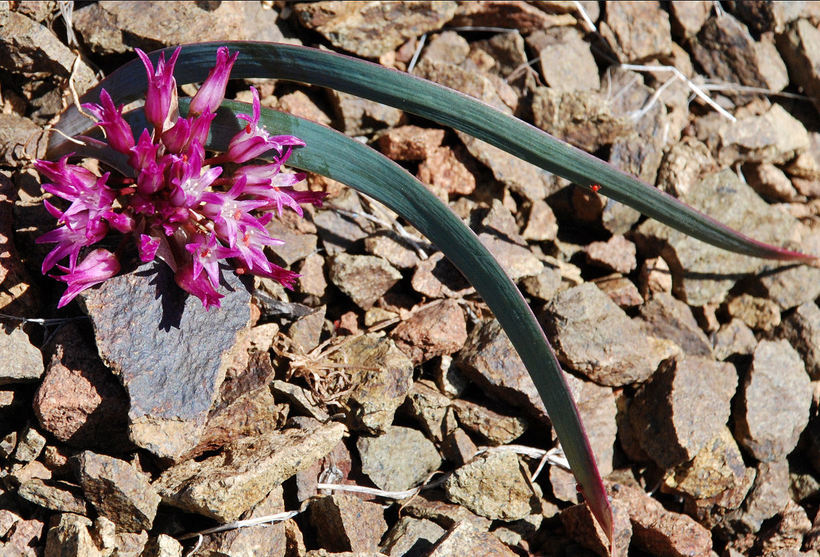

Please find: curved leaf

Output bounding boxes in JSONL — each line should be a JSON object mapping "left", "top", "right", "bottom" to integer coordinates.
{"left": 50, "top": 42, "right": 814, "bottom": 262}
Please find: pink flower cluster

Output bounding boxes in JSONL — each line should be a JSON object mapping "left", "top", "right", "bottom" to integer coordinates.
{"left": 35, "top": 47, "right": 324, "bottom": 309}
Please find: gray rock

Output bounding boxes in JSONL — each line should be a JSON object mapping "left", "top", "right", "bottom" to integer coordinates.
{"left": 739, "top": 460, "right": 791, "bottom": 533}
{"left": 364, "top": 234, "right": 421, "bottom": 270}
{"left": 405, "top": 380, "right": 456, "bottom": 443}
{"left": 411, "top": 252, "right": 473, "bottom": 299}
{"left": 692, "top": 13, "right": 788, "bottom": 92}
{"left": 599, "top": 1, "right": 673, "bottom": 62}
{"left": 73, "top": 1, "right": 291, "bottom": 55}
{"left": 428, "top": 521, "right": 517, "bottom": 557}
{"left": 288, "top": 306, "right": 326, "bottom": 354}
{"left": 294, "top": 1, "right": 456, "bottom": 59}
{"left": 43, "top": 514, "right": 99, "bottom": 557}
{"left": 272, "top": 380, "right": 330, "bottom": 422}
{"left": 630, "top": 355, "right": 737, "bottom": 469}
{"left": 638, "top": 293, "right": 713, "bottom": 357}
{"left": 199, "top": 485, "right": 286, "bottom": 557}
{"left": 308, "top": 494, "right": 388, "bottom": 553}
{"left": 380, "top": 516, "right": 446, "bottom": 557}
{"left": 712, "top": 318, "right": 758, "bottom": 361}
{"left": 422, "top": 31, "right": 470, "bottom": 66}
{"left": 531, "top": 87, "right": 632, "bottom": 154}
{"left": 541, "top": 283, "right": 661, "bottom": 386}
{"left": 662, "top": 427, "right": 747, "bottom": 500}
{"left": 391, "top": 300, "right": 467, "bottom": 365}
{"left": 328, "top": 90, "right": 405, "bottom": 136}
{"left": 444, "top": 451, "right": 537, "bottom": 521}
{"left": 155, "top": 421, "right": 345, "bottom": 522}
{"left": 781, "top": 302, "right": 820, "bottom": 379}
{"left": 455, "top": 319, "right": 547, "bottom": 422}
{"left": 441, "top": 429, "right": 478, "bottom": 467}
{"left": 634, "top": 170, "right": 800, "bottom": 306}
{"left": 402, "top": 495, "right": 491, "bottom": 532}
{"left": 536, "top": 27, "right": 600, "bottom": 92}
{"left": 76, "top": 451, "right": 160, "bottom": 533}
{"left": 331, "top": 333, "right": 414, "bottom": 434}
{"left": 80, "top": 262, "right": 252, "bottom": 461}
{"left": 734, "top": 340, "right": 811, "bottom": 462}
{"left": 583, "top": 235, "right": 637, "bottom": 274}
{"left": 313, "top": 207, "right": 370, "bottom": 256}
{"left": 777, "top": 19, "right": 820, "bottom": 115}
{"left": 141, "top": 534, "right": 184, "bottom": 557}
{"left": 449, "top": 0, "right": 578, "bottom": 34}
{"left": 17, "top": 480, "right": 88, "bottom": 515}
{"left": 726, "top": 294, "right": 781, "bottom": 332}
{"left": 267, "top": 219, "right": 317, "bottom": 267}
{"left": 477, "top": 233, "right": 543, "bottom": 280}
{"left": 357, "top": 426, "right": 442, "bottom": 492}
{"left": 12, "top": 425, "right": 45, "bottom": 463}
{"left": 329, "top": 254, "right": 402, "bottom": 310}
{"left": 0, "top": 327, "right": 42, "bottom": 385}
{"left": 669, "top": 1, "right": 712, "bottom": 37}
{"left": 451, "top": 398, "right": 527, "bottom": 446}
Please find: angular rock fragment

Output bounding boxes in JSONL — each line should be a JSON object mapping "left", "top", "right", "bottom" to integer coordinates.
{"left": 561, "top": 499, "right": 632, "bottom": 557}
{"left": 12, "top": 425, "right": 45, "bottom": 463}
{"left": 743, "top": 162, "right": 801, "bottom": 202}
{"left": 726, "top": 293, "right": 781, "bottom": 332}
{"left": 329, "top": 254, "right": 402, "bottom": 310}
{"left": 428, "top": 520, "right": 517, "bottom": 557}
{"left": 565, "top": 374, "right": 617, "bottom": 475}
{"left": 380, "top": 516, "right": 445, "bottom": 557}
{"left": 532, "top": 87, "right": 631, "bottom": 153}
{"left": 328, "top": 90, "right": 405, "bottom": 136}
{"left": 753, "top": 228, "right": 820, "bottom": 310}
{"left": 74, "top": 452, "right": 159, "bottom": 534}
{"left": 593, "top": 274, "right": 643, "bottom": 309}
{"left": 669, "top": 0, "right": 712, "bottom": 38}
{"left": 402, "top": 495, "right": 491, "bottom": 531}
{"left": 142, "top": 534, "right": 184, "bottom": 557}
{"left": 357, "top": 426, "right": 442, "bottom": 492}
{"left": 638, "top": 293, "right": 713, "bottom": 357}
{"left": 391, "top": 300, "right": 467, "bottom": 365}
{"left": 692, "top": 13, "right": 788, "bottom": 91}
{"left": 416, "top": 145, "right": 477, "bottom": 197}
{"left": 43, "top": 514, "right": 98, "bottom": 557}
{"left": 755, "top": 500, "right": 812, "bottom": 555}
{"left": 298, "top": 253, "right": 328, "bottom": 298}
{"left": 0, "top": 326, "right": 43, "bottom": 385}
{"left": 411, "top": 252, "right": 472, "bottom": 299}
{"left": 541, "top": 283, "right": 661, "bottom": 386}
{"left": 444, "top": 451, "right": 537, "bottom": 521}
{"left": 635, "top": 170, "right": 801, "bottom": 306}
{"left": 80, "top": 263, "right": 252, "bottom": 461}
{"left": 583, "top": 235, "right": 636, "bottom": 274}
{"left": 451, "top": 398, "right": 527, "bottom": 446}
{"left": 405, "top": 380, "right": 456, "bottom": 443}
{"left": 294, "top": 1, "right": 456, "bottom": 59}
{"left": 330, "top": 333, "right": 414, "bottom": 434}
{"left": 450, "top": 1, "right": 576, "bottom": 33}
{"left": 376, "top": 125, "right": 445, "bottom": 161}
{"left": 629, "top": 355, "right": 737, "bottom": 469}
{"left": 777, "top": 19, "right": 820, "bottom": 116}
{"left": 477, "top": 233, "right": 543, "bottom": 280}
{"left": 455, "top": 319, "right": 547, "bottom": 422}
{"left": 442, "top": 429, "right": 478, "bottom": 467}
{"left": 662, "top": 427, "right": 747, "bottom": 500}
{"left": 781, "top": 302, "right": 820, "bottom": 379}
{"left": 200, "top": 486, "right": 286, "bottom": 557}
{"left": 536, "top": 27, "right": 600, "bottom": 92}
{"left": 155, "top": 421, "right": 345, "bottom": 521}
{"left": 739, "top": 460, "right": 790, "bottom": 533}
{"left": 734, "top": 340, "right": 811, "bottom": 462}
{"left": 267, "top": 219, "right": 318, "bottom": 267}
{"left": 711, "top": 319, "right": 757, "bottom": 361}
{"left": 17, "top": 480, "right": 88, "bottom": 515}
{"left": 364, "top": 234, "right": 420, "bottom": 271}
{"left": 599, "top": 1, "right": 673, "bottom": 62}
{"left": 610, "top": 480, "right": 713, "bottom": 557}
{"left": 73, "top": 1, "right": 289, "bottom": 55}
{"left": 308, "top": 494, "right": 388, "bottom": 553}
{"left": 314, "top": 205, "right": 370, "bottom": 256}
{"left": 33, "top": 325, "right": 131, "bottom": 452}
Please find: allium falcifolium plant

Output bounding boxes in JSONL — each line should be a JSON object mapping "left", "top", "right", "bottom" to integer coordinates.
{"left": 42, "top": 42, "right": 818, "bottom": 543}
{"left": 36, "top": 47, "right": 323, "bottom": 308}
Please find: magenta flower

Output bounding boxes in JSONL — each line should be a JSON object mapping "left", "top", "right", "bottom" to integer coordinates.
{"left": 136, "top": 47, "right": 181, "bottom": 132}
{"left": 35, "top": 47, "right": 326, "bottom": 309}
{"left": 188, "top": 46, "right": 238, "bottom": 116}
{"left": 52, "top": 249, "right": 121, "bottom": 308}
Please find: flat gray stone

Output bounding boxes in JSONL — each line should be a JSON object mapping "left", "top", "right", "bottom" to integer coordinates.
{"left": 0, "top": 327, "right": 43, "bottom": 385}
{"left": 357, "top": 426, "right": 442, "bottom": 492}
{"left": 80, "top": 262, "right": 253, "bottom": 461}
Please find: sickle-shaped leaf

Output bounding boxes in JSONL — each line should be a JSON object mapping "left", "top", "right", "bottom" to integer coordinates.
{"left": 49, "top": 42, "right": 814, "bottom": 263}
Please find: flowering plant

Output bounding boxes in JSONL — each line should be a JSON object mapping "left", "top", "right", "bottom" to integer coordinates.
{"left": 42, "top": 42, "right": 817, "bottom": 543}
{"left": 36, "top": 47, "right": 324, "bottom": 309}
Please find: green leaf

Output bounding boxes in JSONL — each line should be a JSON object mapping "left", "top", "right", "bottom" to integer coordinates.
{"left": 199, "top": 97, "right": 614, "bottom": 537}
{"left": 50, "top": 42, "right": 814, "bottom": 262}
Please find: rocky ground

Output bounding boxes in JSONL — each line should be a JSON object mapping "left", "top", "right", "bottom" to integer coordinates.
{"left": 2, "top": 1, "right": 820, "bottom": 556}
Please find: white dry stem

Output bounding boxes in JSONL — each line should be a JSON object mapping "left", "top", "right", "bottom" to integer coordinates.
{"left": 178, "top": 510, "right": 301, "bottom": 542}
{"left": 0, "top": 314, "right": 87, "bottom": 325}
{"left": 573, "top": 0, "right": 597, "bottom": 33}
{"left": 318, "top": 474, "right": 448, "bottom": 500}
{"left": 476, "top": 444, "right": 572, "bottom": 474}
{"left": 619, "top": 63, "right": 737, "bottom": 122}
{"left": 58, "top": 1, "right": 78, "bottom": 48}
{"left": 407, "top": 33, "right": 427, "bottom": 74}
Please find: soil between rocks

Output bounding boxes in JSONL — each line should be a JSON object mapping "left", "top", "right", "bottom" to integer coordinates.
{"left": 2, "top": 2, "right": 820, "bottom": 556}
